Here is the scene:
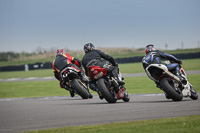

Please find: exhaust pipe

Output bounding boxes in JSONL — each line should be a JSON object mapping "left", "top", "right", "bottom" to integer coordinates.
{"left": 163, "top": 71, "right": 181, "bottom": 82}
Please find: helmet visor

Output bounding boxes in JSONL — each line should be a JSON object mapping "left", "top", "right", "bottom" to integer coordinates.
{"left": 145, "top": 45, "right": 155, "bottom": 54}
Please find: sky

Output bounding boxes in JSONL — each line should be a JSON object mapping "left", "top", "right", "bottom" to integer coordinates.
{"left": 0, "top": 0, "right": 200, "bottom": 53}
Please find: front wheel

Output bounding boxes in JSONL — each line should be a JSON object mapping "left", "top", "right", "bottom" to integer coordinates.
{"left": 190, "top": 85, "right": 198, "bottom": 100}
{"left": 97, "top": 78, "right": 117, "bottom": 103}
{"left": 160, "top": 77, "right": 183, "bottom": 101}
{"left": 122, "top": 86, "right": 130, "bottom": 102}
{"left": 71, "top": 79, "right": 89, "bottom": 99}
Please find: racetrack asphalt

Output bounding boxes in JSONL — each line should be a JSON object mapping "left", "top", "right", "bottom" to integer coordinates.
{"left": 0, "top": 94, "right": 200, "bottom": 133}
{"left": 0, "top": 70, "right": 200, "bottom": 133}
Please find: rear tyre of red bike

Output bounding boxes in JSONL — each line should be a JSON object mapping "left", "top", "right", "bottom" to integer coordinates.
{"left": 97, "top": 78, "right": 117, "bottom": 103}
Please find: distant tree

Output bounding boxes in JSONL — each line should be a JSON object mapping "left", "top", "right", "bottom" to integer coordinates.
{"left": 49, "top": 47, "right": 58, "bottom": 53}
{"left": 35, "top": 47, "right": 45, "bottom": 54}
{"left": 0, "top": 52, "right": 20, "bottom": 61}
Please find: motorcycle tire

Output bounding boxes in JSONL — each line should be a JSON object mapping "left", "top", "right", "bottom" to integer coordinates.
{"left": 97, "top": 78, "right": 117, "bottom": 103}
{"left": 71, "top": 79, "right": 89, "bottom": 99}
{"left": 122, "top": 86, "right": 130, "bottom": 102}
{"left": 160, "top": 77, "right": 183, "bottom": 101}
{"left": 189, "top": 85, "right": 198, "bottom": 100}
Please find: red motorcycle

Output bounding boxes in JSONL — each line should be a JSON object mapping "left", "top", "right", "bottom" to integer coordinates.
{"left": 88, "top": 65, "right": 130, "bottom": 103}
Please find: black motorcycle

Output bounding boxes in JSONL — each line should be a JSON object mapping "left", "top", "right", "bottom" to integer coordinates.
{"left": 60, "top": 66, "right": 92, "bottom": 99}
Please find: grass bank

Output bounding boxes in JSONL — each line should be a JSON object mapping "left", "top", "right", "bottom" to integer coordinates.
{"left": 1, "top": 48, "right": 200, "bottom": 67}
{"left": 0, "top": 74, "right": 199, "bottom": 98}
{"left": 22, "top": 115, "right": 200, "bottom": 133}
{"left": 0, "top": 58, "right": 200, "bottom": 79}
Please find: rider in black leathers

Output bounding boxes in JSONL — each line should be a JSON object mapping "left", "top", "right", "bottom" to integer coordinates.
{"left": 142, "top": 44, "right": 185, "bottom": 88}
{"left": 82, "top": 43, "right": 124, "bottom": 93}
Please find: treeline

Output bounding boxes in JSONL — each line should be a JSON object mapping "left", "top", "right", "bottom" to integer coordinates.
{"left": 0, "top": 47, "right": 57, "bottom": 62}
{"left": 0, "top": 52, "right": 36, "bottom": 62}
{"left": 1, "top": 47, "right": 200, "bottom": 62}
{"left": 0, "top": 47, "right": 141, "bottom": 62}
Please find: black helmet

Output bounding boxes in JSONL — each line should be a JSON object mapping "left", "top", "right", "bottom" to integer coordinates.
{"left": 145, "top": 44, "right": 155, "bottom": 54}
{"left": 84, "top": 43, "right": 95, "bottom": 53}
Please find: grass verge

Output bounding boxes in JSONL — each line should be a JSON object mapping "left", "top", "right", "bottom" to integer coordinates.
{"left": 0, "top": 58, "right": 200, "bottom": 79}
{"left": 119, "top": 58, "right": 200, "bottom": 73}
{"left": 22, "top": 115, "right": 200, "bottom": 133}
{"left": 0, "top": 74, "right": 199, "bottom": 98}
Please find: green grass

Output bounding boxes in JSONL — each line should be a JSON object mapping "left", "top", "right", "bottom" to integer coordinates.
{"left": 125, "top": 74, "right": 200, "bottom": 94}
{"left": 0, "top": 80, "right": 65, "bottom": 98}
{"left": 0, "top": 69, "right": 53, "bottom": 79}
{"left": 119, "top": 58, "right": 200, "bottom": 74}
{"left": 22, "top": 115, "right": 200, "bottom": 133}
{"left": 0, "top": 58, "right": 200, "bottom": 79}
{"left": 0, "top": 74, "right": 199, "bottom": 98}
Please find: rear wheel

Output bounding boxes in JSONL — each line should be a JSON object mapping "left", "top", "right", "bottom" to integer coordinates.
{"left": 97, "top": 78, "right": 117, "bottom": 103}
{"left": 190, "top": 85, "right": 198, "bottom": 100}
{"left": 160, "top": 77, "right": 183, "bottom": 101}
{"left": 71, "top": 79, "right": 89, "bottom": 99}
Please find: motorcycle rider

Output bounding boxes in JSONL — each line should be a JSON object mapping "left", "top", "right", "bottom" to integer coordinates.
{"left": 52, "top": 49, "right": 88, "bottom": 97}
{"left": 82, "top": 43, "right": 125, "bottom": 95}
{"left": 142, "top": 44, "right": 186, "bottom": 90}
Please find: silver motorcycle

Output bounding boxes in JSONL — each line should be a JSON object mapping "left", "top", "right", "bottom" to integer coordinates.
{"left": 145, "top": 61, "right": 198, "bottom": 101}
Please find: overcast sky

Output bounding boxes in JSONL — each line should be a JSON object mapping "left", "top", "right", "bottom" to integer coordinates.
{"left": 0, "top": 0, "right": 200, "bottom": 53}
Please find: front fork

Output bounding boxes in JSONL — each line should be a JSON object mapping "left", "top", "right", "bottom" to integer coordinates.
{"left": 110, "top": 78, "right": 126, "bottom": 99}
{"left": 182, "top": 82, "right": 191, "bottom": 97}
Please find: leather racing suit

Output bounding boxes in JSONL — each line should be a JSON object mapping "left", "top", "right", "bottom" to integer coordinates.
{"left": 52, "top": 53, "right": 86, "bottom": 90}
{"left": 142, "top": 50, "right": 182, "bottom": 88}
{"left": 82, "top": 49, "right": 122, "bottom": 92}
{"left": 82, "top": 49, "right": 118, "bottom": 76}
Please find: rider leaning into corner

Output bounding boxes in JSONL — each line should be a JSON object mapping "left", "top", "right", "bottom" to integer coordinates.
{"left": 142, "top": 44, "right": 187, "bottom": 89}
{"left": 81, "top": 43, "right": 125, "bottom": 94}
{"left": 52, "top": 49, "right": 88, "bottom": 97}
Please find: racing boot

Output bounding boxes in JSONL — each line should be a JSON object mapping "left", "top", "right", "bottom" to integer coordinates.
{"left": 89, "top": 82, "right": 103, "bottom": 99}
{"left": 80, "top": 70, "right": 88, "bottom": 82}
{"left": 175, "top": 67, "right": 187, "bottom": 85}
{"left": 64, "top": 84, "right": 75, "bottom": 97}
{"left": 90, "top": 84, "right": 103, "bottom": 100}
{"left": 88, "top": 91, "right": 93, "bottom": 99}
{"left": 89, "top": 82, "right": 98, "bottom": 91}
{"left": 60, "top": 81, "right": 75, "bottom": 97}
{"left": 112, "top": 69, "right": 125, "bottom": 85}
{"left": 69, "top": 89, "right": 75, "bottom": 97}
{"left": 113, "top": 75, "right": 125, "bottom": 85}
{"left": 177, "top": 75, "right": 187, "bottom": 85}
{"left": 155, "top": 82, "right": 161, "bottom": 89}
{"left": 97, "top": 91, "right": 103, "bottom": 100}
{"left": 79, "top": 70, "right": 88, "bottom": 82}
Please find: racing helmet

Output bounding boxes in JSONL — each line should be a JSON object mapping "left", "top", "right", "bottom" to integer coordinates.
{"left": 84, "top": 43, "right": 95, "bottom": 53}
{"left": 56, "top": 49, "right": 64, "bottom": 57}
{"left": 145, "top": 44, "right": 155, "bottom": 54}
